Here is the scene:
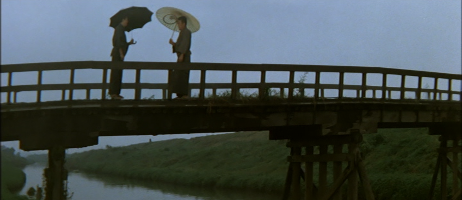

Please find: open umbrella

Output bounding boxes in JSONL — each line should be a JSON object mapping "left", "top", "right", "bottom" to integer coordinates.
{"left": 156, "top": 7, "right": 200, "bottom": 38}
{"left": 110, "top": 7, "right": 153, "bottom": 32}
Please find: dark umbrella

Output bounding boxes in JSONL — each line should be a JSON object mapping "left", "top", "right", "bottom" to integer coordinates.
{"left": 110, "top": 7, "right": 153, "bottom": 32}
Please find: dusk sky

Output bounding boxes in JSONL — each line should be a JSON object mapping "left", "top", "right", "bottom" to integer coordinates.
{"left": 1, "top": 0, "right": 461, "bottom": 155}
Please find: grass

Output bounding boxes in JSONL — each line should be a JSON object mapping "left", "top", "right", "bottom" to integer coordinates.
{"left": 65, "top": 128, "right": 458, "bottom": 199}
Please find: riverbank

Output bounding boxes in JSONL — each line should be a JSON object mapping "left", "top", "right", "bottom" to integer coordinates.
{"left": 66, "top": 129, "right": 452, "bottom": 199}
{"left": 1, "top": 146, "right": 30, "bottom": 200}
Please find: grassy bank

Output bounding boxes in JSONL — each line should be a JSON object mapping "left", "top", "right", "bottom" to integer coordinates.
{"left": 66, "top": 128, "right": 455, "bottom": 199}
{"left": 1, "top": 146, "right": 30, "bottom": 200}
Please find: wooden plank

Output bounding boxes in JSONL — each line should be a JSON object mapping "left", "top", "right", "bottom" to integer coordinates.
{"left": 338, "top": 72, "right": 344, "bottom": 99}
{"left": 199, "top": 70, "right": 206, "bottom": 100}
{"left": 282, "top": 160, "right": 293, "bottom": 200}
{"left": 292, "top": 147, "right": 302, "bottom": 200}
{"left": 361, "top": 73, "right": 367, "bottom": 98}
{"left": 6, "top": 72, "right": 12, "bottom": 104}
{"left": 321, "top": 163, "right": 356, "bottom": 200}
{"left": 86, "top": 89, "right": 91, "bottom": 100}
{"left": 452, "top": 140, "right": 459, "bottom": 196}
{"left": 61, "top": 90, "right": 66, "bottom": 101}
{"left": 333, "top": 145, "right": 343, "bottom": 200}
{"left": 289, "top": 71, "right": 294, "bottom": 99}
{"left": 167, "top": 69, "right": 173, "bottom": 100}
{"left": 231, "top": 70, "right": 237, "bottom": 100}
{"left": 417, "top": 76, "right": 422, "bottom": 101}
{"left": 162, "top": 89, "right": 167, "bottom": 100}
{"left": 357, "top": 159, "right": 375, "bottom": 200}
{"left": 101, "top": 69, "right": 108, "bottom": 100}
{"left": 348, "top": 143, "right": 359, "bottom": 200}
{"left": 319, "top": 145, "right": 328, "bottom": 198}
{"left": 259, "top": 71, "right": 266, "bottom": 99}
{"left": 314, "top": 72, "right": 320, "bottom": 100}
{"left": 448, "top": 79, "right": 453, "bottom": 101}
{"left": 433, "top": 78, "right": 438, "bottom": 101}
{"left": 2, "top": 61, "right": 460, "bottom": 79}
{"left": 429, "top": 154, "right": 441, "bottom": 199}
{"left": 400, "top": 75, "right": 405, "bottom": 100}
{"left": 69, "top": 69, "right": 75, "bottom": 100}
{"left": 305, "top": 146, "right": 314, "bottom": 200}
{"left": 286, "top": 134, "right": 362, "bottom": 147}
{"left": 37, "top": 70, "right": 42, "bottom": 103}
{"left": 134, "top": 69, "right": 141, "bottom": 100}
{"left": 445, "top": 157, "right": 462, "bottom": 181}
{"left": 288, "top": 154, "right": 354, "bottom": 162}
{"left": 382, "top": 74, "right": 387, "bottom": 101}
{"left": 270, "top": 125, "right": 323, "bottom": 140}
{"left": 2, "top": 81, "right": 458, "bottom": 95}
{"left": 441, "top": 138, "right": 448, "bottom": 199}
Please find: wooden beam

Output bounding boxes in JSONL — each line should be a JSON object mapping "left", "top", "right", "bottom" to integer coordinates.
{"left": 357, "top": 159, "right": 375, "bottom": 200}
{"left": 348, "top": 143, "right": 359, "bottom": 200}
{"left": 333, "top": 144, "right": 343, "bottom": 200}
{"left": 282, "top": 163, "right": 293, "bottom": 200}
{"left": 429, "top": 154, "right": 441, "bottom": 199}
{"left": 286, "top": 133, "right": 362, "bottom": 147}
{"left": 288, "top": 154, "right": 354, "bottom": 162}
{"left": 291, "top": 147, "right": 302, "bottom": 200}
{"left": 321, "top": 163, "right": 356, "bottom": 200}
{"left": 305, "top": 146, "right": 314, "bottom": 200}
{"left": 199, "top": 70, "right": 206, "bottom": 100}
{"left": 441, "top": 139, "right": 448, "bottom": 199}
{"left": 319, "top": 145, "right": 328, "bottom": 198}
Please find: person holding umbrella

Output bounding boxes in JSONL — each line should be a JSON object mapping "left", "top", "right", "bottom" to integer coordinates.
{"left": 109, "top": 17, "right": 136, "bottom": 99}
{"left": 169, "top": 16, "right": 192, "bottom": 99}
{"left": 109, "top": 7, "right": 153, "bottom": 100}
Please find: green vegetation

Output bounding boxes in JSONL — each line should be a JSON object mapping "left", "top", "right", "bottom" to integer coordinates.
{"left": 1, "top": 146, "right": 31, "bottom": 200}
{"left": 25, "top": 153, "right": 48, "bottom": 165}
{"left": 66, "top": 128, "right": 455, "bottom": 199}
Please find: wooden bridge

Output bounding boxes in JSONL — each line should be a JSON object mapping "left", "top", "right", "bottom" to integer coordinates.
{"left": 1, "top": 61, "right": 461, "bottom": 200}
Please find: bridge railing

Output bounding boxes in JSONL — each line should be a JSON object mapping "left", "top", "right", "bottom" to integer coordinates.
{"left": 1, "top": 61, "right": 461, "bottom": 104}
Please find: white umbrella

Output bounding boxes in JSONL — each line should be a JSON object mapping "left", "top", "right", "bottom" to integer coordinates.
{"left": 156, "top": 7, "right": 200, "bottom": 38}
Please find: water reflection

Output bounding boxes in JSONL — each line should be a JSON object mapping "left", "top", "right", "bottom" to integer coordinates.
{"left": 22, "top": 164, "right": 281, "bottom": 200}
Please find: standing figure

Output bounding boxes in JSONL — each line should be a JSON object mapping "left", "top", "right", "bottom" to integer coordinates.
{"left": 110, "top": 17, "right": 136, "bottom": 99}
{"left": 169, "top": 16, "right": 192, "bottom": 99}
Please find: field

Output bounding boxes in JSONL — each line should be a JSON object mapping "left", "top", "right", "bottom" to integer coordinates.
{"left": 63, "top": 128, "right": 459, "bottom": 199}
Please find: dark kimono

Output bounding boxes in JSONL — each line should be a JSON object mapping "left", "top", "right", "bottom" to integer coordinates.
{"left": 109, "top": 24, "right": 129, "bottom": 95}
{"left": 171, "top": 28, "right": 192, "bottom": 96}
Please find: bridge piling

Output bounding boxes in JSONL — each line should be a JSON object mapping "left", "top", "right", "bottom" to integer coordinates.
{"left": 44, "top": 145, "right": 68, "bottom": 200}
{"left": 429, "top": 133, "right": 461, "bottom": 200}
{"left": 274, "top": 128, "right": 374, "bottom": 200}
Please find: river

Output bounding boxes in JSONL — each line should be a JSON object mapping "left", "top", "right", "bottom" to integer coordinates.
{"left": 20, "top": 163, "right": 281, "bottom": 200}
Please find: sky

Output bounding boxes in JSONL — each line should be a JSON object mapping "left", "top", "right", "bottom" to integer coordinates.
{"left": 1, "top": 0, "right": 461, "bottom": 155}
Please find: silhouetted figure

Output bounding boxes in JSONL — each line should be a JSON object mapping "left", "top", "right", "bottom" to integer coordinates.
{"left": 169, "top": 16, "right": 192, "bottom": 99}
{"left": 110, "top": 16, "right": 136, "bottom": 100}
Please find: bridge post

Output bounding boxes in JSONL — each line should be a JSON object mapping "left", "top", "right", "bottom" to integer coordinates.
{"left": 44, "top": 145, "right": 68, "bottom": 200}
{"left": 271, "top": 127, "right": 375, "bottom": 200}
{"left": 429, "top": 133, "right": 461, "bottom": 200}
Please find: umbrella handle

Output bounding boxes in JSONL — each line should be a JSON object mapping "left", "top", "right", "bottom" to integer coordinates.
{"left": 170, "top": 23, "right": 177, "bottom": 39}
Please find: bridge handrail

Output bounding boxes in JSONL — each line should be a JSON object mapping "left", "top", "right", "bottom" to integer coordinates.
{"left": 1, "top": 61, "right": 461, "bottom": 103}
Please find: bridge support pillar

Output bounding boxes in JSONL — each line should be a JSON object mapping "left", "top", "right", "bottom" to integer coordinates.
{"left": 44, "top": 145, "right": 69, "bottom": 200}
{"left": 277, "top": 130, "right": 374, "bottom": 200}
{"left": 429, "top": 134, "right": 461, "bottom": 200}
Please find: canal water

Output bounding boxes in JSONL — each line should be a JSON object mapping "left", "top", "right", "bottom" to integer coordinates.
{"left": 20, "top": 163, "right": 281, "bottom": 200}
